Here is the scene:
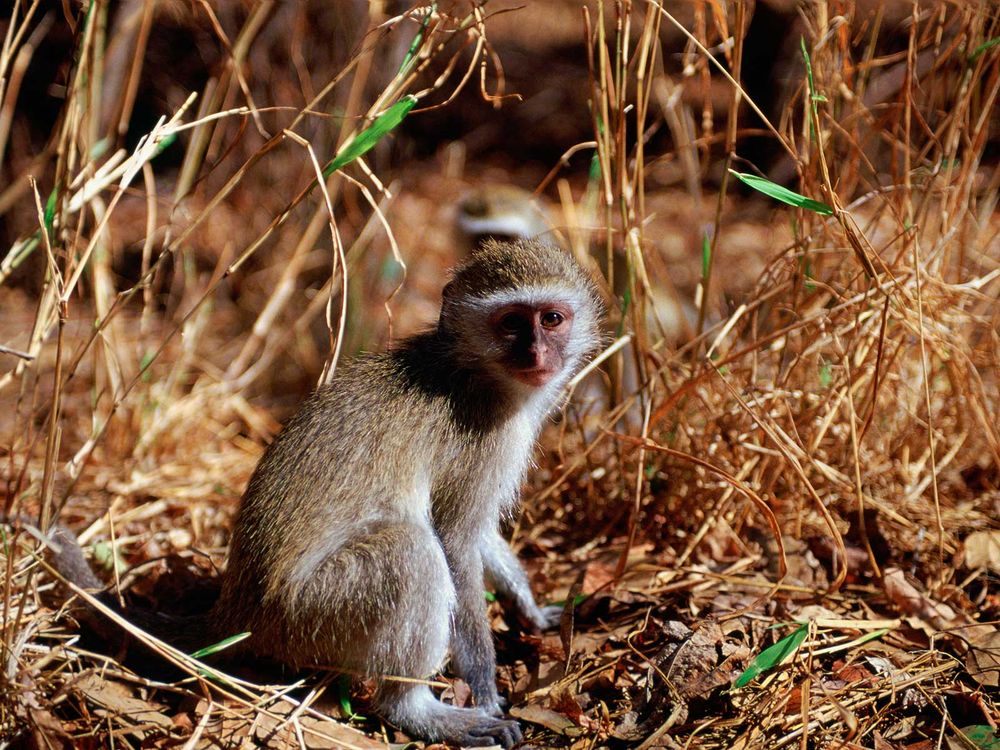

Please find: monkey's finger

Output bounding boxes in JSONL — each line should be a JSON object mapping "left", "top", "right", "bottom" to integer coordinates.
{"left": 464, "top": 717, "right": 523, "bottom": 749}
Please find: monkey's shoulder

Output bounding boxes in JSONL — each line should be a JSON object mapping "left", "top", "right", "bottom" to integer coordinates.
{"left": 310, "top": 347, "right": 446, "bottom": 411}
{"left": 267, "top": 348, "right": 447, "bottom": 450}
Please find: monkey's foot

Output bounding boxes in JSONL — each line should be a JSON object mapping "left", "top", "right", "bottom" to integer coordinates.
{"left": 534, "top": 603, "right": 565, "bottom": 630}
{"left": 443, "top": 710, "right": 521, "bottom": 749}
{"left": 516, "top": 602, "right": 563, "bottom": 633}
{"left": 384, "top": 686, "right": 522, "bottom": 748}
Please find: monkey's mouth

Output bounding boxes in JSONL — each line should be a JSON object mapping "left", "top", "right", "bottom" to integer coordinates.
{"left": 510, "top": 367, "right": 557, "bottom": 387}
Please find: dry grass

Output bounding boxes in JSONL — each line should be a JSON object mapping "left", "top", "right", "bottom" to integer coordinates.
{"left": 1, "top": 1, "right": 998, "bottom": 748}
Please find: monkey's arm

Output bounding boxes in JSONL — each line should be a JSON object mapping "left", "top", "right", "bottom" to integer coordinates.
{"left": 442, "top": 538, "right": 505, "bottom": 715}
{"left": 482, "top": 529, "right": 561, "bottom": 631}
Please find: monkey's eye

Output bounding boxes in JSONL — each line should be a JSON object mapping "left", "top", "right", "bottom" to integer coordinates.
{"left": 499, "top": 313, "right": 526, "bottom": 333}
{"left": 540, "top": 311, "right": 564, "bottom": 328}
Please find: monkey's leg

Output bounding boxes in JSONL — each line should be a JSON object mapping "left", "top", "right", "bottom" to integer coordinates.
{"left": 483, "top": 529, "right": 562, "bottom": 631}
{"left": 291, "top": 522, "right": 521, "bottom": 749}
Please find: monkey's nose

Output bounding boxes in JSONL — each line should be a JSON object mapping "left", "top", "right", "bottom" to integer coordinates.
{"left": 527, "top": 340, "right": 549, "bottom": 364}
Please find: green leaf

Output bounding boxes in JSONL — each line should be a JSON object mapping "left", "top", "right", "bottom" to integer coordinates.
{"left": 800, "top": 37, "right": 816, "bottom": 97}
{"left": 194, "top": 665, "right": 236, "bottom": 686}
{"left": 616, "top": 287, "right": 631, "bottom": 337}
{"left": 153, "top": 132, "right": 177, "bottom": 158}
{"left": 398, "top": 3, "right": 435, "bottom": 74}
{"left": 338, "top": 674, "right": 366, "bottom": 721}
{"left": 484, "top": 590, "right": 496, "bottom": 603}
{"left": 89, "top": 138, "right": 111, "bottom": 160}
{"left": 730, "top": 170, "right": 833, "bottom": 215}
{"left": 44, "top": 187, "right": 59, "bottom": 237}
{"left": 91, "top": 540, "right": 126, "bottom": 575}
{"left": 969, "top": 36, "right": 1000, "bottom": 62}
{"left": 189, "top": 631, "right": 252, "bottom": 659}
{"left": 701, "top": 232, "right": 711, "bottom": 278}
{"left": 323, "top": 96, "right": 417, "bottom": 177}
{"left": 962, "top": 726, "right": 1000, "bottom": 750}
{"left": 7, "top": 233, "right": 41, "bottom": 273}
{"left": 588, "top": 150, "right": 601, "bottom": 183}
{"left": 734, "top": 623, "right": 808, "bottom": 688}
{"left": 819, "top": 358, "right": 832, "bottom": 387}
{"left": 548, "top": 594, "right": 588, "bottom": 608}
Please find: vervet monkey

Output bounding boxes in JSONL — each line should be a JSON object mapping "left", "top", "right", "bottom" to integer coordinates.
{"left": 456, "top": 184, "right": 554, "bottom": 250}
{"left": 14, "top": 239, "right": 603, "bottom": 748}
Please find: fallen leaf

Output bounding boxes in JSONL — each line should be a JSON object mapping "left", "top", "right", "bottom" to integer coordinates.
{"left": 966, "top": 628, "right": 1000, "bottom": 687}
{"left": 72, "top": 673, "right": 173, "bottom": 732}
{"left": 510, "top": 704, "right": 583, "bottom": 737}
{"left": 865, "top": 657, "right": 927, "bottom": 709}
{"left": 964, "top": 531, "right": 1000, "bottom": 572}
{"left": 666, "top": 621, "right": 734, "bottom": 699}
{"left": 253, "top": 699, "right": 384, "bottom": 749}
{"left": 884, "top": 568, "right": 960, "bottom": 630}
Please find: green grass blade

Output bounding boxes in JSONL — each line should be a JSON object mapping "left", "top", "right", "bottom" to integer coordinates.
{"left": 800, "top": 37, "right": 814, "bottom": 100}
{"left": 548, "top": 593, "right": 588, "bottom": 608}
{"left": 734, "top": 623, "right": 808, "bottom": 688}
{"left": 323, "top": 96, "right": 417, "bottom": 177}
{"left": 819, "top": 358, "right": 832, "bottom": 387}
{"left": 337, "top": 674, "right": 366, "bottom": 721}
{"left": 729, "top": 170, "right": 833, "bottom": 215}
{"left": 43, "top": 187, "right": 59, "bottom": 237}
{"left": 701, "top": 231, "right": 711, "bottom": 278}
{"left": 969, "top": 36, "right": 1000, "bottom": 61}
{"left": 398, "top": 3, "right": 435, "bottom": 74}
{"left": 189, "top": 631, "right": 252, "bottom": 659}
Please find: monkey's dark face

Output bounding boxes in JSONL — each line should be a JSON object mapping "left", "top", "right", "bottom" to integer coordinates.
{"left": 488, "top": 302, "right": 575, "bottom": 387}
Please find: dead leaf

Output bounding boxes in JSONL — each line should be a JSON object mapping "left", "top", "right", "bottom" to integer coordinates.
{"left": 966, "top": 627, "right": 1000, "bottom": 687}
{"left": 884, "top": 567, "right": 960, "bottom": 631}
{"left": 865, "top": 657, "right": 928, "bottom": 709}
{"left": 964, "top": 530, "right": 1000, "bottom": 572}
{"left": 253, "top": 699, "right": 384, "bottom": 749}
{"left": 440, "top": 677, "right": 473, "bottom": 709}
{"left": 664, "top": 621, "right": 730, "bottom": 700}
{"left": 28, "top": 707, "right": 73, "bottom": 742}
{"left": 71, "top": 673, "right": 173, "bottom": 732}
{"left": 581, "top": 559, "right": 618, "bottom": 594}
{"left": 873, "top": 731, "right": 900, "bottom": 749}
{"left": 510, "top": 704, "right": 583, "bottom": 737}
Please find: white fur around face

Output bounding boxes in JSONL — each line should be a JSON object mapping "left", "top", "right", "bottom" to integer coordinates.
{"left": 463, "top": 284, "right": 585, "bottom": 314}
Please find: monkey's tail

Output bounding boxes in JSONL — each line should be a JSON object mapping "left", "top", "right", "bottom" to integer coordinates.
{"left": 4, "top": 515, "right": 217, "bottom": 655}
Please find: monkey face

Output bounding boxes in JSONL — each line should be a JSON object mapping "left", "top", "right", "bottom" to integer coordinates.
{"left": 439, "top": 240, "right": 605, "bottom": 394}
{"left": 488, "top": 302, "right": 576, "bottom": 387}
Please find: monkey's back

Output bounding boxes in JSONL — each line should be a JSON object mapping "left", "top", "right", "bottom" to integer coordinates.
{"left": 214, "top": 336, "right": 472, "bottom": 657}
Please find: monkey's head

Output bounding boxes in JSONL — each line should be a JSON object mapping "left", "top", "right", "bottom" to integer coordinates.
{"left": 440, "top": 240, "right": 604, "bottom": 394}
